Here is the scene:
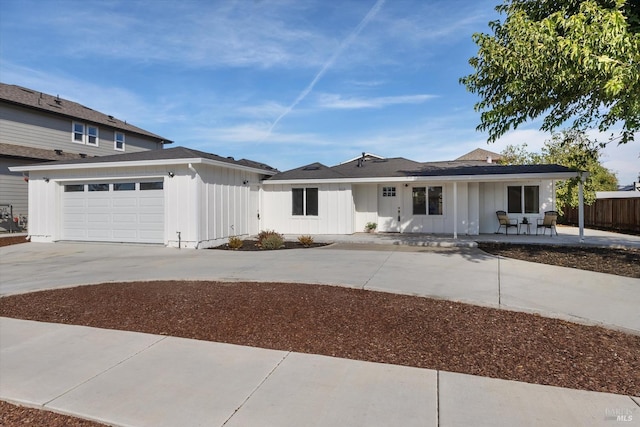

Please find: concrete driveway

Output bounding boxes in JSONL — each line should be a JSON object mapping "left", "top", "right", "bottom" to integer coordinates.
{"left": 1, "top": 241, "right": 638, "bottom": 333}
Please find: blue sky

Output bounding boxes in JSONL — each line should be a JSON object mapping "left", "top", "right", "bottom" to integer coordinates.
{"left": 1, "top": 0, "right": 637, "bottom": 184}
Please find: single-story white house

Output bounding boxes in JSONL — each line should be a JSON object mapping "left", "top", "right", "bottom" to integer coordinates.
{"left": 10, "top": 147, "right": 587, "bottom": 248}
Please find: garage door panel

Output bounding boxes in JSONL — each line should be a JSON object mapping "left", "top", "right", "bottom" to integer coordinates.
{"left": 62, "top": 182, "right": 164, "bottom": 244}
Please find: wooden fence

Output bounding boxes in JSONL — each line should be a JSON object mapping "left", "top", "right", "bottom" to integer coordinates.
{"left": 561, "top": 197, "right": 640, "bottom": 233}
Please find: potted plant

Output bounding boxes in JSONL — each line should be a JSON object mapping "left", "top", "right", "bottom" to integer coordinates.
{"left": 365, "top": 222, "right": 377, "bottom": 233}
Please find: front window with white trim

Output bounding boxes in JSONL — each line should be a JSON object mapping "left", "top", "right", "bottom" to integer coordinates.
{"left": 87, "top": 126, "right": 99, "bottom": 146}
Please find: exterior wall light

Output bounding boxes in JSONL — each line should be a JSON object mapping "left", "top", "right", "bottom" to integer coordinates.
{"left": 168, "top": 172, "right": 175, "bottom": 178}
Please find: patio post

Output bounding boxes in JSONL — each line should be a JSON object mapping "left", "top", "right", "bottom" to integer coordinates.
{"left": 453, "top": 181, "right": 458, "bottom": 239}
{"left": 578, "top": 176, "right": 585, "bottom": 242}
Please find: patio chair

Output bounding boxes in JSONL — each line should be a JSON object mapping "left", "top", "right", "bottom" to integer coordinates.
{"left": 495, "top": 210, "right": 518, "bottom": 234}
{"left": 536, "top": 211, "right": 558, "bottom": 236}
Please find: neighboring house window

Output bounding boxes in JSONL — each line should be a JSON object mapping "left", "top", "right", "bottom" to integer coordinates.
{"left": 382, "top": 186, "right": 396, "bottom": 197}
{"left": 413, "top": 186, "right": 443, "bottom": 215}
{"left": 115, "top": 132, "right": 125, "bottom": 151}
{"left": 412, "top": 187, "right": 426, "bottom": 215}
{"left": 508, "top": 185, "right": 540, "bottom": 214}
{"left": 87, "top": 126, "right": 99, "bottom": 146}
{"left": 73, "top": 122, "right": 85, "bottom": 143}
{"left": 428, "top": 186, "right": 443, "bottom": 215}
{"left": 72, "top": 122, "right": 99, "bottom": 146}
{"left": 292, "top": 188, "right": 318, "bottom": 216}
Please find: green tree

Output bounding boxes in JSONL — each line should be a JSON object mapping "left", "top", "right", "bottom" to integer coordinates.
{"left": 461, "top": 0, "right": 640, "bottom": 145}
{"left": 500, "top": 130, "right": 618, "bottom": 212}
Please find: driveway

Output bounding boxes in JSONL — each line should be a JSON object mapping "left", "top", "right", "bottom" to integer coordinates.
{"left": 1, "top": 241, "right": 638, "bottom": 333}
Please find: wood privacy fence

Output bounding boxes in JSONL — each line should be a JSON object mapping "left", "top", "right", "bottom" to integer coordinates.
{"left": 561, "top": 197, "right": 640, "bottom": 233}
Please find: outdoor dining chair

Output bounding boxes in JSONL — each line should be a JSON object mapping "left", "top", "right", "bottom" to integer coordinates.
{"left": 495, "top": 210, "right": 518, "bottom": 234}
{"left": 536, "top": 211, "right": 559, "bottom": 236}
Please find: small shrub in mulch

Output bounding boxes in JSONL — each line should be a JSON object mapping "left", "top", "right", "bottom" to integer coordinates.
{"left": 215, "top": 239, "right": 330, "bottom": 251}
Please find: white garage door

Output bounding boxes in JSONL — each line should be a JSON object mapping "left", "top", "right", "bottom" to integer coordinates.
{"left": 62, "top": 181, "right": 165, "bottom": 244}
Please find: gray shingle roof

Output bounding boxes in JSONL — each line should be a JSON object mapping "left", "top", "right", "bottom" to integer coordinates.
{"left": 18, "top": 146, "right": 278, "bottom": 173}
{"left": 268, "top": 155, "right": 577, "bottom": 180}
{"left": 0, "top": 83, "right": 172, "bottom": 143}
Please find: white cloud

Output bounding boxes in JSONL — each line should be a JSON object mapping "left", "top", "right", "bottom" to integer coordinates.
{"left": 316, "top": 93, "right": 437, "bottom": 109}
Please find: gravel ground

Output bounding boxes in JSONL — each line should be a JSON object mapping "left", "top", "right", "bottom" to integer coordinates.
{"left": 1, "top": 237, "right": 639, "bottom": 425}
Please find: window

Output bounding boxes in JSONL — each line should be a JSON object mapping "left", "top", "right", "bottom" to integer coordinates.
{"left": 382, "top": 186, "right": 396, "bottom": 197}
{"left": 64, "top": 184, "right": 85, "bottom": 192}
{"left": 115, "top": 132, "right": 125, "bottom": 151}
{"left": 114, "top": 182, "right": 135, "bottom": 191}
{"left": 292, "top": 188, "right": 318, "bottom": 216}
{"left": 73, "top": 122, "right": 85, "bottom": 143}
{"left": 88, "top": 183, "right": 109, "bottom": 192}
{"left": 412, "top": 187, "right": 426, "bottom": 215}
{"left": 140, "top": 181, "right": 164, "bottom": 190}
{"left": 87, "top": 126, "right": 99, "bottom": 146}
{"left": 413, "top": 186, "right": 443, "bottom": 215}
{"left": 428, "top": 186, "right": 443, "bottom": 215}
{"left": 72, "top": 122, "right": 99, "bottom": 146}
{"left": 508, "top": 185, "right": 539, "bottom": 214}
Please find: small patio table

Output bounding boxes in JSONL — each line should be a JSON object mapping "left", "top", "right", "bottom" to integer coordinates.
{"left": 519, "top": 221, "right": 531, "bottom": 235}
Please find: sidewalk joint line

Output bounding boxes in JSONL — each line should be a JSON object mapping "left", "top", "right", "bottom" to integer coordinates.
{"left": 43, "top": 334, "right": 168, "bottom": 407}
{"left": 222, "top": 351, "right": 291, "bottom": 426}
{"left": 630, "top": 396, "right": 640, "bottom": 409}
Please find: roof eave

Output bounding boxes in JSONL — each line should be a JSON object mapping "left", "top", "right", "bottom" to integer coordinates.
{"left": 9, "top": 157, "right": 277, "bottom": 176}
{"left": 263, "top": 171, "right": 584, "bottom": 185}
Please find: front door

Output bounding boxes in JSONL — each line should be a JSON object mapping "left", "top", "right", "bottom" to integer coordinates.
{"left": 377, "top": 184, "right": 401, "bottom": 232}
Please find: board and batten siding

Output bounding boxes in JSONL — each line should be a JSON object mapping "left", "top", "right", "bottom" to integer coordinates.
{"left": 193, "top": 164, "right": 263, "bottom": 249}
{"left": 353, "top": 184, "right": 378, "bottom": 233}
{"left": 261, "top": 183, "right": 354, "bottom": 235}
{"left": 0, "top": 103, "right": 163, "bottom": 155}
{"left": 478, "top": 180, "right": 556, "bottom": 234}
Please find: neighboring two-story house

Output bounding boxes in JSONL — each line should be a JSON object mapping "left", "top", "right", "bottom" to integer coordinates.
{"left": 0, "top": 83, "right": 172, "bottom": 231}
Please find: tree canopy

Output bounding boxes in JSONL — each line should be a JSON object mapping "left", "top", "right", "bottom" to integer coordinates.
{"left": 500, "top": 130, "right": 618, "bottom": 211}
{"left": 461, "top": 0, "right": 640, "bottom": 145}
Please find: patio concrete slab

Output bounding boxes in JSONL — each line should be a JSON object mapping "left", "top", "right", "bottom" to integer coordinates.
{"left": 0, "top": 317, "right": 163, "bottom": 405}
{"left": 47, "top": 335, "right": 288, "bottom": 427}
{"left": 438, "top": 371, "right": 640, "bottom": 427}
{"left": 226, "top": 352, "right": 437, "bottom": 427}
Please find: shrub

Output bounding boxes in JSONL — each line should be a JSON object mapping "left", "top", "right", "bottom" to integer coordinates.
{"left": 257, "top": 230, "right": 282, "bottom": 247}
{"left": 365, "top": 222, "right": 377, "bottom": 232}
{"left": 227, "top": 236, "right": 243, "bottom": 250}
{"left": 298, "top": 235, "right": 314, "bottom": 247}
{"left": 260, "top": 233, "right": 284, "bottom": 250}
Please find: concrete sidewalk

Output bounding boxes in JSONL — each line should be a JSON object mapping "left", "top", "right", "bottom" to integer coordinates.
{"left": 1, "top": 317, "right": 638, "bottom": 427}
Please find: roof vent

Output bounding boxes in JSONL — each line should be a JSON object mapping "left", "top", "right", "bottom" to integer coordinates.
{"left": 54, "top": 149, "right": 63, "bottom": 155}
{"left": 227, "top": 156, "right": 234, "bottom": 161}
{"left": 54, "top": 95, "right": 62, "bottom": 105}
{"left": 303, "top": 165, "right": 320, "bottom": 171}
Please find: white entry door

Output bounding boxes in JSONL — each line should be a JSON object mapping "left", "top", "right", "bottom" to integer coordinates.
{"left": 377, "top": 184, "right": 401, "bottom": 232}
{"left": 62, "top": 181, "right": 165, "bottom": 244}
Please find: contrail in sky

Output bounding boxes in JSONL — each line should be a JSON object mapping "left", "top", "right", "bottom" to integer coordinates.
{"left": 267, "top": 0, "right": 386, "bottom": 135}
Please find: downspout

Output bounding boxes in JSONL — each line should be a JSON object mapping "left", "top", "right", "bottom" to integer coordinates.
{"left": 453, "top": 181, "right": 458, "bottom": 239}
{"left": 578, "top": 175, "right": 585, "bottom": 243}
